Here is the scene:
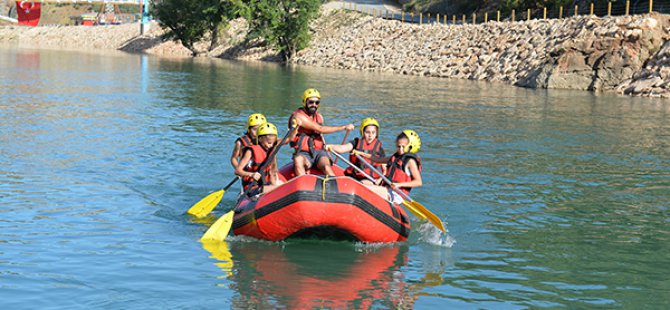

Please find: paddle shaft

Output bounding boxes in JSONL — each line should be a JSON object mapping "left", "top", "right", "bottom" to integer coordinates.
{"left": 223, "top": 176, "right": 239, "bottom": 191}
{"left": 242, "top": 127, "right": 294, "bottom": 196}
{"left": 354, "top": 154, "right": 413, "bottom": 203}
{"left": 332, "top": 130, "right": 351, "bottom": 165}
{"left": 330, "top": 151, "right": 377, "bottom": 183}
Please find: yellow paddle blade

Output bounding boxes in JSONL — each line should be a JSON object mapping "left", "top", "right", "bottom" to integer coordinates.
{"left": 402, "top": 201, "right": 427, "bottom": 221}
{"left": 187, "top": 189, "right": 224, "bottom": 218}
{"left": 410, "top": 200, "right": 445, "bottom": 232}
{"left": 201, "top": 211, "right": 235, "bottom": 242}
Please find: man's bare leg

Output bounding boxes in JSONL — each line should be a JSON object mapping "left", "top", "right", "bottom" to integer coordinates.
{"left": 294, "top": 155, "right": 309, "bottom": 176}
{"left": 316, "top": 156, "right": 335, "bottom": 176}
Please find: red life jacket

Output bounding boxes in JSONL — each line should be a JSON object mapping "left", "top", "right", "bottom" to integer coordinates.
{"left": 236, "top": 133, "right": 254, "bottom": 148}
{"left": 288, "top": 108, "right": 324, "bottom": 154}
{"left": 385, "top": 153, "right": 422, "bottom": 195}
{"left": 345, "top": 137, "right": 384, "bottom": 179}
{"left": 241, "top": 145, "right": 274, "bottom": 190}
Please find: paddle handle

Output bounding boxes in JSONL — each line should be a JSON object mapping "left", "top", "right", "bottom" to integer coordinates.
{"left": 332, "top": 129, "right": 351, "bottom": 165}
{"left": 330, "top": 151, "right": 376, "bottom": 183}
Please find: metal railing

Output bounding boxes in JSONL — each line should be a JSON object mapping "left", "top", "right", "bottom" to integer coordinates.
{"left": 341, "top": 0, "right": 665, "bottom": 25}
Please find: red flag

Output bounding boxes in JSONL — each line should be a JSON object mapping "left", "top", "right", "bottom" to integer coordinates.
{"left": 16, "top": 1, "right": 41, "bottom": 27}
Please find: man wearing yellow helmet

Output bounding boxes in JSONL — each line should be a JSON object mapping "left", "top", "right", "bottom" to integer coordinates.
{"left": 326, "top": 117, "right": 387, "bottom": 185}
{"left": 288, "top": 88, "right": 355, "bottom": 176}
{"left": 230, "top": 113, "right": 266, "bottom": 170}
{"left": 366, "top": 130, "right": 423, "bottom": 204}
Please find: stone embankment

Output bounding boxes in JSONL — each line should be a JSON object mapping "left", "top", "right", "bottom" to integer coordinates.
{"left": 294, "top": 9, "right": 670, "bottom": 98}
{"left": 2, "top": 8, "right": 670, "bottom": 98}
{"left": 0, "top": 23, "right": 194, "bottom": 57}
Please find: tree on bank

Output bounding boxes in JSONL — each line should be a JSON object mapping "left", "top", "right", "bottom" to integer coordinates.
{"left": 152, "top": 0, "right": 240, "bottom": 56}
{"left": 242, "top": 0, "right": 322, "bottom": 62}
{"left": 153, "top": 0, "right": 321, "bottom": 62}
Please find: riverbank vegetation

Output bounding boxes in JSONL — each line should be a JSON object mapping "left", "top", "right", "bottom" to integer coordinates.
{"left": 152, "top": 0, "right": 321, "bottom": 61}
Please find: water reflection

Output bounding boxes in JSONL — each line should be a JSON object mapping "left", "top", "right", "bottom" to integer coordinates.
{"left": 219, "top": 241, "right": 412, "bottom": 309}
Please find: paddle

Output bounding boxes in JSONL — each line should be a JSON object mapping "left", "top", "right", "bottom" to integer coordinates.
{"left": 187, "top": 177, "right": 239, "bottom": 218}
{"left": 332, "top": 129, "right": 351, "bottom": 165}
{"left": 353, "top": 153, "right": 446, "bottom": 232}
{"left": 330, "top": 151, "right": 429, "bottom": 221}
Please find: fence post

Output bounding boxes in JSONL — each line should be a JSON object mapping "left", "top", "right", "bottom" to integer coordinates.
{"left": 485, "top": 12, "right": 488, "bottom": 23}
{"left": 607, "top": 2, "right": 612, "bottom": 15}
{"left": 473, "top": 13, "right": 476, "bottom": 24}
{"left": 559, "top": 6, "right": 563, "bottom": 18}
{"left": 575, "top": 5, "right": 578, "bottom": 17}
{"left": 420, "top": 13, "right": 423, "bottom": 25}
{"left": 401, "top": 11, "right": 404, "bottom": 23}
{"left": 590, "top": 3, "right": 594, "bottom": 15}
{"left": 512, "top": 9, "right": 515, "bottom": 22}
{"left": 462, "top": 14, "right": 466, "bottom": 24}
{"left": 626, "top": 0, "right": 630, "bottom": 15}
{"left": 444, "top": 15, "right": 447, "bottom": 24}
{"left": 428, "top": 13, "right": 431, "bottom": 24}
{"left": 543, "top": 7, "right": 547, "bottom": 19}
{"left": 527, "top": 8, "right": 531, "bottom": 21}
{"left": 649, "top": 0, "right": 653, "bottom": 13}
{"left": 453, "top": 15, "right": 456, "bottom": 24}
{"left": 497, "top": 10, "right": 500, "bottom": 22}
{"left": 411, "top": 12, "right": 414, "bottom": 23}
{"left": 437, "top": 13, "right": 440, "bottom": 24}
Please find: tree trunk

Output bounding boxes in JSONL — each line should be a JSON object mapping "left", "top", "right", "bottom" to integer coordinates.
{"left": 209, "top": 25, "right": 219, "bottom": 52}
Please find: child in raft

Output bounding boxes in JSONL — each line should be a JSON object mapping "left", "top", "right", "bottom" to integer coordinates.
{"left": 364, "top": 130, "right": 423, "bottom": 204}
{"left": 326, "top": 117, "right": 387, "bottom": 185}
{"left": 235, "top": 120, "right": 301, "bottom": 196}
{"left": 230, "top": 113, "right": 266, "bottom": 170}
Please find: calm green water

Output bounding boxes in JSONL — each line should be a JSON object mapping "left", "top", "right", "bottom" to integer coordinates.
{"left": 1, "top": 47, "right": 669, "bottom": 309}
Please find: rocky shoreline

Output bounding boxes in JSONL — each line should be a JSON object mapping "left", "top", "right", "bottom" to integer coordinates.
{"left": 1, "top": 8, "right": 669, "bottom": 98}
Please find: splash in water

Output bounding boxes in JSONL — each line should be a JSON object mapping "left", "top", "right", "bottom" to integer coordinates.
{"left": 416, "top": 222, "right": 455, "bottom": 247}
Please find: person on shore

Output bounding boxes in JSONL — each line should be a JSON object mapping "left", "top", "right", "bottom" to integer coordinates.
{"left": 326, "top": 117, "right": 387, "bottom": 185}
{"left": 288, "top": 88, "right": 354, "bottom": 177}
{"left": 235, "top": 122, "right": 300, "bottom": 196}
{"left": 366, "top": 130, "right": 422, "bottom": 204}
{"left": 230, "top": 113, "right": 266, "bottom": 170}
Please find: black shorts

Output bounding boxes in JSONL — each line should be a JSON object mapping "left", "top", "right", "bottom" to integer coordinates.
{"left": 293, "top": 150, "right": 332, "bottom": 168}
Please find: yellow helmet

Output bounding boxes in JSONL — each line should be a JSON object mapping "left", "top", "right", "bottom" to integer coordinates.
{"left": 302, "top": 88, "right": 321, "bottom": 106}
{"left": 359, "top": 117, "right": 380, "bottom": 136}
{"left": 256, "top": 122, "right": 278, "bottom": 144}
{"left": 402, "top": 129, "right": 421, "bottom": 153}
{"left": 247, "top": 113, "right": 267, "bottom": 127}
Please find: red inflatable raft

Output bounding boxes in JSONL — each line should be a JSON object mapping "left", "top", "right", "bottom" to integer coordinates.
{"left": 232, "top": 164, "right": 411, "bottom": 243}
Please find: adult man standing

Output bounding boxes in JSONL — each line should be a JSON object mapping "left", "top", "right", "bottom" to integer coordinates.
{"left": 288, "top": 88, "right": 354, "bottom": 176}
